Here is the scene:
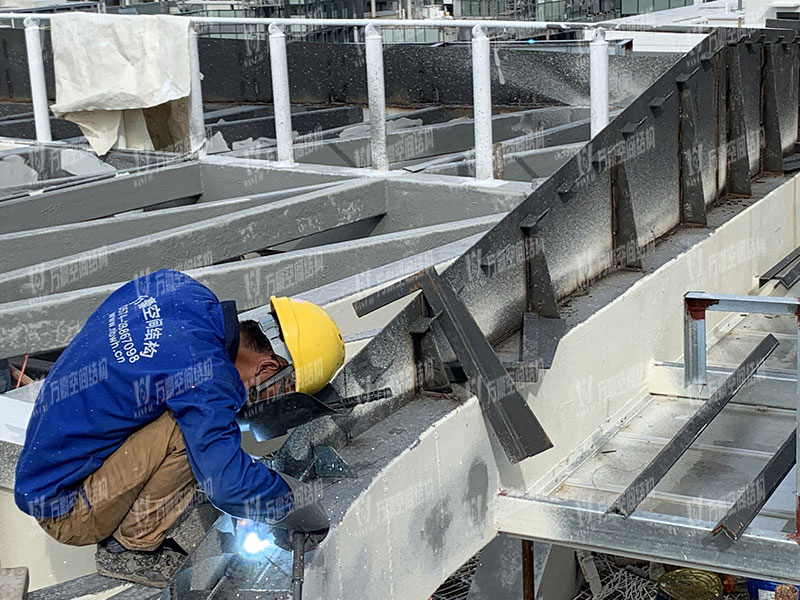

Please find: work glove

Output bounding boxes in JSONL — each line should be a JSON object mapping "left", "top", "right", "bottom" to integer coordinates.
{"left": 270, "top": 473, "right": 330, "bottom": 552}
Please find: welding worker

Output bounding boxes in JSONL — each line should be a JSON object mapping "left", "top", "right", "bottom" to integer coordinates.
{"left": 14, "top": 269, "right": 344, "bottom": 587}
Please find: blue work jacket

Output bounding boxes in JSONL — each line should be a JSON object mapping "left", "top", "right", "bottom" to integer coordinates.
{"left": 15, "top": 269, "right": 290, "bottom": 522}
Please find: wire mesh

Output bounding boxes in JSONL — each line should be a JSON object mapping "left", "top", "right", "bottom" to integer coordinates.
{"left": 431, "top": 555, "right": 481, "bottom": 600}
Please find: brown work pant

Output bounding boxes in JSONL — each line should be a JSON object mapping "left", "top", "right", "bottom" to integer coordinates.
{"left": 38, "top": 411, "right": 196, "bottom": 551}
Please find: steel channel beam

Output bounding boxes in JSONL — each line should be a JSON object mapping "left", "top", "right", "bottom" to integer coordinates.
{"left": 759, "top": 245, "right": 800, "bottom": 286}
{"left": 0, "top": 213, "right": 501, "bottom": 358}
{"left": 712, "top": 429, "right": 796, "bottom": 541}
{"left": 0, "top": 180, "right": 385, "bottom": 302}
{"left": 206, "top": 106, "right": 363, "bottom": 143}
{"left": 0, "top": 183, "right": 335, "bottom": 273}
{"left": 608, "top": 334, "right": 779, "bottom": 517}
{"left": 499, "top": 495, "right": 800, "bottom": 585}
{"left": 0, "top": 162, "right": 202, "bottom": 234}
{"left": 780, "top": 260, "right": 800, "bottom": 289}
{"left": 233, "top": 107, "right": 585, "bottom": 168}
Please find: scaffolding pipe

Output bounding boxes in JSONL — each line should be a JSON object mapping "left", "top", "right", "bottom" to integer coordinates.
{"left": 365, "top": 24, "right": 388, "bottom": 171}
{"left": 24, "top": 18, "right": 51, "bottom": 143}
{"left": 188, "top": 26, "right": 206, "bottom": 156}
{"left": 471, "top": 25, "right": 493, "bottom": 181}
{"left": 268, "top": 23, "right": 295, "bottom": 165}
{"left": 590, "top": 27, "right": 609, "bottom": 138}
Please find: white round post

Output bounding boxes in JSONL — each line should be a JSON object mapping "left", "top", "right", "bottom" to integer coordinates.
{"left": 24, "top": 18, "right": 52, "bottom": 143}
{"left": 269, "top": 23, "right": 295, "bottom": 165}
{"left": 365, "top": 24, "right": 388, "bottom": 171}
{"left": 590, "top": 27, "right": 609, "bottom": 138}
{"left": 471, "top": 24, "right": 493, "bottom": 181}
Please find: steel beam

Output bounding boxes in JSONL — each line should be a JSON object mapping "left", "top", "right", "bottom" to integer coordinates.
{"left": 712, "top": 429, "right": 796, "bottom": 541}
{"left": 0, "top": 180, "right": 386, "bottom": 302}
{"left": 0, "top": 213, "right": 501, "bottom": 358}
{"left": 0, "top": 162, "right": 202, "bottom": 234}
{"left": 608, "top": 334, "right": 779, "bottom": 517}
{"left": 759, "top": 245, "right": 800, "bottom": 286}
{"left": 498, "top": 495, "right": 800, "bottom": 585}
{"left": 0, "top": 184, "right": 335, "bottom": 273}
{"left": 234, "top": 106, "right": 586, "bottom": 169}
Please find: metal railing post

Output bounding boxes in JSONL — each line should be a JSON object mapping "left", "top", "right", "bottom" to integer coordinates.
{"left": 590, "top": 27, "right": 609, "bottom": 138}
{"left": 365, "top": 24, "right": 388, "bottom": 171}
{"left": 188, "top": 25, "right": 206, "bottom": 156}
{"left": 683, "top": 296, "right": 707, "bottom": 386}
{"left": 24, "top": 18, "right": 52, "bottom": 143}
{"left": 268, "top": 23, "right": 295, "bottom": 165}
{"left": 471, "top": 25, "right": 493, "bottom": 181}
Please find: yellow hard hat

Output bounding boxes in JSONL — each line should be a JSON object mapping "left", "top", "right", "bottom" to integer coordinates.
{"left": 269, "top": 296, "right": 345, "bottom": 395}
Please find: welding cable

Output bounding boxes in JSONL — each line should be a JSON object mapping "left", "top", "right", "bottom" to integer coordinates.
{"left": 15, "top": 355, "right": 29, "bottom": 389}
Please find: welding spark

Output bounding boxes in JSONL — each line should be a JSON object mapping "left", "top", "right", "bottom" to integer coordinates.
{"left": 242, "top": 531, "right": 271, "bottom": 555}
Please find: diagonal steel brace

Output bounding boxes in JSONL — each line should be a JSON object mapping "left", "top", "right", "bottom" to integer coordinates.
{"left": 354, "top": 268, "right": 553, "bottom": 463}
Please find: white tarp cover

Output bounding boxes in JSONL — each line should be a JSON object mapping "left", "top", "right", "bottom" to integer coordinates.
{"left": 50, "top": 13, "right": 192, "bottom": 155}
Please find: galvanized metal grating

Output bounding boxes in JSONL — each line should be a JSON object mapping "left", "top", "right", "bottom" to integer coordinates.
{"left": 431, "top": 555, "right": 481, "bottom": 600}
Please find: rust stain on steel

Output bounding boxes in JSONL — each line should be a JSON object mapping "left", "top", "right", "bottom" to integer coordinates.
{"left": 685, "top": 297, "right": 718, "bottom": 320}
{"left": 787, "top": 496, "right": 800, "bottom": 545}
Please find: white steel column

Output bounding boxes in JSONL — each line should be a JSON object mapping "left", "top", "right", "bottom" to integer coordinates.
{"left": 24, "top": 18, "right": 52, "bottom": 143}
{"left": 269, "top": 23, "right": 295, "bottom": 165}
{"left": 590, "top": 27, "right": 609, "bottom": 138}
{"left": 471, "top": 25, "right": 493, "bottom": 181}
{"left": 188, "top": 26, "right": 206, "bottom": 156}
{"left": 365, "top": 24, "right": 388, "bottom": 171}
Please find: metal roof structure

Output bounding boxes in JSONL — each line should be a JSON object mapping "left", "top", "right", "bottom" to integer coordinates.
{"left": 1, "top": 9, "right": 800, "bottom": 599}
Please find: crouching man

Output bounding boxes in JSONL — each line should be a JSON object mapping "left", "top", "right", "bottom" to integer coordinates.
{"left": 14, "top": 269, "right": 345, "bottom": 587}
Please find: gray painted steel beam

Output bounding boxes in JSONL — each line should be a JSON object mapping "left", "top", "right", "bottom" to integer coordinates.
{"left": 0, "top": 180, "right": 386, "bottom": 303}
{"left": 232, "top": 107, "right": 588, "bottom": 168}
{"left": 0, "top": 162, "right": 202, "bottom": 234}
{"left": 0, "top": 183, "right": 336, "bottom": 273}
{"left": 607, "top": 334, "right": 779, "bottom": 517}
{"left": 0, "top": 213, "right": 502, "bottom": 358}
{"left": 499, "top": 495, "right": 800, "bottom": 585}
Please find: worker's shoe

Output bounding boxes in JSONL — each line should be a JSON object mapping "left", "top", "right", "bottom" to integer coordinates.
{"left": 95, "top": 537, "right": 186, "bottom": 588}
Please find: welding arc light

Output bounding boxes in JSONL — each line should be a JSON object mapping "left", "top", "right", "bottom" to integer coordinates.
{"left": 242, "top": 531, "right": 271, "bottom": 555}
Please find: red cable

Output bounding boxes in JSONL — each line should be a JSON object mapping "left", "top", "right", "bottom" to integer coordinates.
{"left": 15, "top": 354, "right": 29, "bottom": 389}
